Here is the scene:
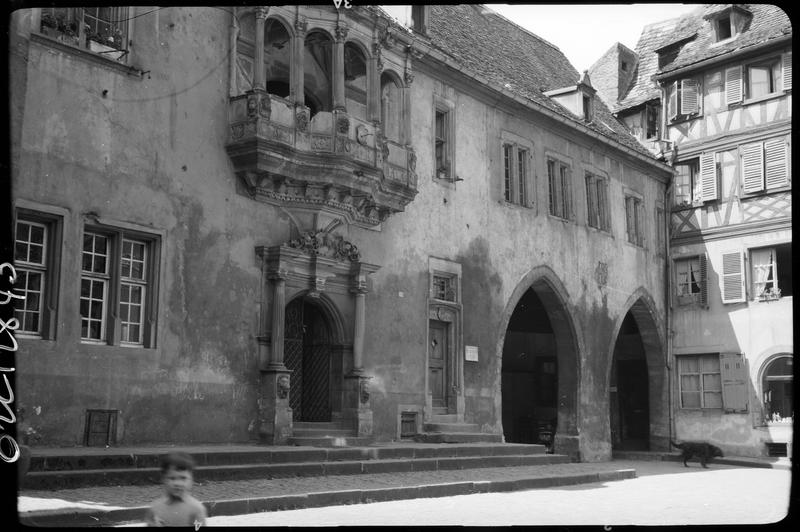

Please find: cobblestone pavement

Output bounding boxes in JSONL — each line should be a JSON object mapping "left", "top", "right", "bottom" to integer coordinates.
{"left": 18, "top": 461, "right": 634, "bottom": 511}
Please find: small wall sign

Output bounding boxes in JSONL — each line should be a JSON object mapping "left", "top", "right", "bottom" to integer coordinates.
{"left": 465, "top": 345, "right": 479, "bottom": 362}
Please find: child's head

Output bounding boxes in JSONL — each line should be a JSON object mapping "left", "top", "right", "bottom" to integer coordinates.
{"left": 159, "top": 452, "right": 196, "bottom": 499}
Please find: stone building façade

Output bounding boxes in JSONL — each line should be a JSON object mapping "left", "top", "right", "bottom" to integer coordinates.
{"left": 9, "top": 5, "right": 675, "bottom": 462}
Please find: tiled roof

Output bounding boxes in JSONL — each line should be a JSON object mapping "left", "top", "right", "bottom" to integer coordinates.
{"left": 617, "top": 4, "right": 792, "bottom": 112}
{"left": 418, "top": 5, "right": 655, "bottom": 159}
{"left": 658, "top": 4, "right": 792, "bottom": 75}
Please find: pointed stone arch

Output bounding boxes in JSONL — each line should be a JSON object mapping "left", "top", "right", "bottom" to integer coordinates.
{"left": 497, "top": 265, "right": 581, "bottom": 458}
{"left": 606, "top": 287, "right": 669, "bottom": 452}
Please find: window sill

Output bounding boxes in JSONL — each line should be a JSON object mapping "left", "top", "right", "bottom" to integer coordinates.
{"left": 741, "top": 92, "right": 784, "bottom": 107}
{"left": 30, "top": 32, "right": 144, "bottom": 78}
{"left": 546, "top": 213, "right": 572, "bottom": 224}
{"left": 668, "top": 113, "right": 702, "bottom": 126}
{"left": 586, "top": 224, "right": 613, "bottom": 237}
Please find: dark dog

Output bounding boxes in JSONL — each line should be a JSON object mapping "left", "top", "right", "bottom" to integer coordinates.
{"left": 670, "top": 440, "right": 724, "bottom": 468}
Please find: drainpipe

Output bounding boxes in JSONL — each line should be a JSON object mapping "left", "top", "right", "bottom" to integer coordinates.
{"left": 663, "top": 139, "right": 675, "bottom": 449}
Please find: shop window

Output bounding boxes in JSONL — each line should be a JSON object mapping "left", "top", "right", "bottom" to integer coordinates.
{"left": 80, "top": 226, "right": 160, "bottom": 347}
{"left": 13, "top": 211, "right": 62, "bottom": 339}
{"left": 585, "top": 172, "right": 610, "bottom": 231}
{"left": 750, "top": 243, "right": 792, "bottom": 301}
{"left": 547, "top": 158, "right": 572, "bottom": 220}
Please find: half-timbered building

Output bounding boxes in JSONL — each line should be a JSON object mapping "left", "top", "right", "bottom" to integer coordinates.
{"left": 592, "top": 4, "right": 792, "bottom": 458}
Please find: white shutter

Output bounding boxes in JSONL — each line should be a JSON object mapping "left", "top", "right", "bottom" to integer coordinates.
{"left": 764, "top": 137, "right": 788, "bottom": 189}
{"left": 680, "top": 79, "right": 699, "bottom": 114}
{"left": 782, "top": 51, "right": 792, "bottom": 91}
{"left": 721, "top": 250, "right": 745, "bottom": 303}
{"left": 741, "top": 142, "right": 765, "bottom": 193}
{"left": 725, "top": 65, "right": 743, "bottom": 104}
{"left": 699, "top": 152, "right": 718, "bottom": 201}
{"left": 669, "top": 81, "right": 678, "bottom": 120}
{"left": 720, "top": 353, "right": 748, "bottom": 413}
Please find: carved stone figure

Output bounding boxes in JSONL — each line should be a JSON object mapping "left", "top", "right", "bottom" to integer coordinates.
{"left": 277, "top": 375, "right": 290, "bottom": 399}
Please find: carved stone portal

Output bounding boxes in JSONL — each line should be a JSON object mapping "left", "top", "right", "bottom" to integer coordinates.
{"left": 255, "top": 232, "right": 380, "bottom": 443}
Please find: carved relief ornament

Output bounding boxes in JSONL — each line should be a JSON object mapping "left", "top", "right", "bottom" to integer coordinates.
{"left": 287, "top": 231, "right": 361, "bottom": 262}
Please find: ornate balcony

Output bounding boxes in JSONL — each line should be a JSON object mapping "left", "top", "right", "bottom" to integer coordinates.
{"left": 225, "top": 89, "right": 418, "bottom": 227}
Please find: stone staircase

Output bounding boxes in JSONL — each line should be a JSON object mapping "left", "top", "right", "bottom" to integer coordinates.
{"left": 287, "top": 421, "right": 373, "bottom": 447}
{"left": 22, "top": 441, "right": 566, "bottom": 491}
{"left": 414, "top": 414, "right": 503, "bottom": 443}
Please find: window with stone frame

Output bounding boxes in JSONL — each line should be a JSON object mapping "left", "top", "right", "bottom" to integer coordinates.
{"left": 432, "top": 273, "right": 457, "bottom": 302}
{"left": 13, "top": 211, "right": 62, "bottom": 338}
{"left": 624, "top": 194, "right": 645, "bottom": 247}
{"left": 503, "top": 142, "right": 531, "bottom": 207}
{"left": 39, "top": 7, "right": 130, "bottom": 60}
{"left": 584, "top": 172, "right": 610, "bottom": 231}
{"left": 80, "top": 226, "right": 160, "bottom": 347}
{"left": 547, "top": 158, "right": 572, "bottom": 220}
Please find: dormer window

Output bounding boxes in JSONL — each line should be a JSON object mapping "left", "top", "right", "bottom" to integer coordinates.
{"left": 716, "top": 16, "right": 732, "bottom": 41}
{"left": 583, "top": 94, "right": 592, "bottom": 121}
{"left": 411, "top": 5, "right": 428, "bottom": 34}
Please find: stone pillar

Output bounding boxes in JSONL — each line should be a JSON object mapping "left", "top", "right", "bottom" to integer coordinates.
{"left": 344, "top": 268, "right": 372, "bottom": 437}
{"left": 268, "top": 271, "right": 287, "bottom": 369}
{"left": 351, "top": 290, "right": 366, "bottom": 374}
{"left": 402, "top": 69, "right": 414, "bottom": 146}
{"left": 229, "top": 11, "right": 239, "bottom": 98}
{"left": 253, "top": 7, "right": 268, "bottom": 91}
{"left": 292, "top": 18, "right": 306, "bottom": 105}
{"left": 333, "top": 25, "right": 348, "bottom": 111}
{"left": 367, "top": 41, "right": 381, "bottom": 124}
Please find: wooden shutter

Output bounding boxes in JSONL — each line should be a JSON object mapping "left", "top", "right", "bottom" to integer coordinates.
{"left": 721, "top": 250, "right": 745, "bottom": 303}
{"left": 741, "top": 142, "right": 765, "bottom": 193}
{"left": 764, "top": 137, "right": 788, "bottom": 189}
{"left": 699, "top": 152, "right": 718, "bottom": 201}
{"left": 669, "top": 81, "right": 678, "bottom": 120}
{"left": 699, "top": 253, "right": 708, "bottom": 306}
{"left": 680, "top": 78, "right": 699, "bottom": 114}
{"left": 782, "top": 51, "right": 792, "bottom": 91}
{"left": 720, "top": 353, "right": 748, "bottom": 413}
{"left": 725, "top": 65, "right": 743, "bottom": 104}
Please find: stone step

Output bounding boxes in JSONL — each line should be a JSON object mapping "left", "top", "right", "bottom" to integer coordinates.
{"left": 414, "top": 432, "right": 505, "bottom": 444}
{"left": 430, "top": 414, "right": 460, "bottom": 423}
{"left": 293, "top": 421, "right": 352, "bottom": 430}
{"left": 22, "top": 452, "right": 569, "bottom": 490}
{"left": 291, "top": 428, "right": 356, "bottom": 438}
{"left": 27, "top": 442, "right": 548, "bottom": 474}
{"left": 423, "top": 422, "right": 481, "bottom": 433}
{"left": 286, "top": 436, "right": 374, "bottom": 448}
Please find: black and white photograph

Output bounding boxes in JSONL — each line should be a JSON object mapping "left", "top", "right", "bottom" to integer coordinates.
{"left": 2, "top": 2, "right": 793, "bottom": 527}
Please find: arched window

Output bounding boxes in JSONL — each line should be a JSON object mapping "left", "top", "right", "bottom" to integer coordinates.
{"left": 265, "top": 19, "right": 291, "bottom": 98}
{"left": 344, "top": 43, "right": 368, "bottom": 121}
{"left": 234, "top": 14, "right": 291, "bottom": 97}
{"left": 304, "top": 31, "right": 334, "bottom": 116}
{"left": 762, "top": 355, "right": 793, "bottom": 423}
{"left": 381, "top": 71, "right": 403, "bottom": 142}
